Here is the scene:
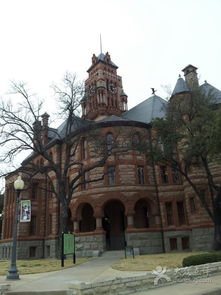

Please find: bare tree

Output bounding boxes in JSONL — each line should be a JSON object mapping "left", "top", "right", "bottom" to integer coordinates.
{"left": 0, "top": 73, "right": 135, "bottom": 237}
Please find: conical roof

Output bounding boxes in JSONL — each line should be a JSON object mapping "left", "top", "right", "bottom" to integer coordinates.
{"left": 172, "top": 76, "right": 190, "bottom": 96}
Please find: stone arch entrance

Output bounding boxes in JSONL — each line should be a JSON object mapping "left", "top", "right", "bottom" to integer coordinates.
{"left": 102, "top": 200, "right": 126, "bottom": 250}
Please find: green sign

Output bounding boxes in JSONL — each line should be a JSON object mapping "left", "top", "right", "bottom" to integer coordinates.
{"left": 63, "top": 233, "right": 75, "bottom": 255}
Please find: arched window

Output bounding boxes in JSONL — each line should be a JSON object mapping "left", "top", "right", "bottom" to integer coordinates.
{"left": 106, "top": 133, "right": 114, "bottom": 152}
{"left": 79, "top": 204, "right": 96, "bottom": 232}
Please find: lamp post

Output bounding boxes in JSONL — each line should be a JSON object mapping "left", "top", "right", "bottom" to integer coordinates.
{"left": 7, "top": 175, "right": 24, "bottom": 280}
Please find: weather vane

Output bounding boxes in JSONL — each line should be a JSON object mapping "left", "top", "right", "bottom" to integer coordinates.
{"left": 151, "top": 88, "right": 157, "bottom": 95}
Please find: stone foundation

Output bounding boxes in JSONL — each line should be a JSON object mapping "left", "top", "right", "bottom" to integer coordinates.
{"left": 0, "top": 242, "right": 12, "bottom": 260}
{"left": 191, "top": 227, "right": 214, "bottom": 251}
{"left": 164, "top": 230, "right": 192, "bottom": 252}
{"left": 0, "top": 238, "right": 59, "bottom": 260}
{"left": 0, "top": 227, "right": 214, "bottom": 260}
{"left": 125, "top": 231, "right": 163, "bottom": 254}
{"left": 75, "top": 234, "right": 106, "bottom": 257}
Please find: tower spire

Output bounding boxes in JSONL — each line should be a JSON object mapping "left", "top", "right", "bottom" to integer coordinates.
{"left": 100, "top": 34, "right": 103, "bottom": 53}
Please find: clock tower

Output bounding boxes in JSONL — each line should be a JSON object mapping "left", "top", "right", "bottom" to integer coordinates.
{"left": 81, "top": 52, "right": 128, "bottom": 120}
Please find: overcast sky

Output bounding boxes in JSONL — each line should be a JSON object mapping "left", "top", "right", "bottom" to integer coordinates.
{"left": 0, "top": 0, "right": 221, "bottom": 113}
{"left": 0, "top": 0, "right": 220, "bottom": 189}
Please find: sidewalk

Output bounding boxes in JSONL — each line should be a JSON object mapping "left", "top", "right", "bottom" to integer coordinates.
{"left": 0, "top": 251, "right": 145, "bottom": 292}
{"left": 0, "top": 251, "right": 221, "bottom": 294}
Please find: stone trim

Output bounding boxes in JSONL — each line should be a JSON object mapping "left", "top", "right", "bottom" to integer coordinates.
{"left": 0, "top": 284, "right": 10, "bottom": 295}
{"left": 69, "top": 261, "right": 221, "bottom": 295}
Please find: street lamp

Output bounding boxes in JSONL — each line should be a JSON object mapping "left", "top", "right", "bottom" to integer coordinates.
{"left": 7, "top": 175, "right": 24, "bottom": 280}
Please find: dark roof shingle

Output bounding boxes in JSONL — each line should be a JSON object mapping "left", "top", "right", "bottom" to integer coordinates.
{"left": 122, "top": 95, "right": 167, "bottom": 124}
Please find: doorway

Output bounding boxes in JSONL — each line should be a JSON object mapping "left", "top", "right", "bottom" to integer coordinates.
{"left": 102, "top": 200, "right": 126, "bottom": 250}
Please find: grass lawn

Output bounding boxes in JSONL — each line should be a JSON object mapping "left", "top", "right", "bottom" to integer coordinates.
{"left": 0, "top": 257, "right": 92, "bottom": 276}
{"left": 112, "top": 251, "right": 207, "bottom": 271}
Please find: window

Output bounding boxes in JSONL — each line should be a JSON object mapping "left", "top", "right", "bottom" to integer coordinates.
{"left": 189, "top": 197, "right": 196, "bottom": 212}
{"left": 182, "top": 237, "right": 190, "bottom": 250}
{"left": 82, "top": 171, "right": 89, "bottom": 190}
{"left": 132, "top": 133, "right": 140, "bottom": 147}
{"left": 48, "top": 182, "right": 53, "bottom": 199}
{"left": 29, "top": 246, "right": 36, "bottom": 258}
{"left": 106, "top": 133, "right": 114, "bottom": 153}
{"left": 31, "top": 183, "right": 38, "bottom": 200}
{"left": 160, "top": 166, "right": 168, "bottom": 183}
{"left": 172, "top": 166, "right": 180, "bottom": 184}
{"left": 199, "top": 189, "right": 206, "bottom": 206}
{"left": 177, "top": 201, "right": 186, "bottom": 225}
{"left": 165, "top": 202, "right": 174, "bottom": 226}
{"left": 158, "top": 136, "right": 164, "bottom": 152}
{"left": 79, "top": 204, "right": 96, "bottom": 232}
{"left": 40, "top": 158, "right": 44, "bottom": 167}
{"left": 169, "top": 238, "right": 177, "bottom": 250}
{"left": 49, "top": 151, "right": 53, "bottom": 161}
{"left": 108, "top": 166, "right": 116, "bottom": 185}
{"left": 30, "top": 215, "right": 37, "bottom": 236}
{"left": 81, "top": 138, "right": 87, "bottom": 159}
{"left": 137, "top": 166, "right": 145, "bottom": 184}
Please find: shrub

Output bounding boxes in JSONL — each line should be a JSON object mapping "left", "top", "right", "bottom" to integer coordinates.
{"left": 182, "top": 252, "right": 221, "bottom": 267}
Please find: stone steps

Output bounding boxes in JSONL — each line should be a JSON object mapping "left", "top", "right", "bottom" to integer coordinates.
{"left": 101, "top": 249, "right": 124, "bottom": 258}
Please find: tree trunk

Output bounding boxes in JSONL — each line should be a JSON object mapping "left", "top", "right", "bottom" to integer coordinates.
{"left": 213, "top": 189, "right": 221, "bottom": 250}
{"left": 60, "top": 199, "right": 69, "bottom": 233}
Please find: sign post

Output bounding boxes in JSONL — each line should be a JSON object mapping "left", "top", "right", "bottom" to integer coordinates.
{"left": 61, "top": 233, "right": 75, "bottom": 267}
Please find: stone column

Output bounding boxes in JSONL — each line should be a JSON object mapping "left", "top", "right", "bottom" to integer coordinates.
{"left": 96, "top": 217, "right": 102, "bottom": 230}
{"left": 154, "top": 215, "right": 161, "bottom": 226}
{"left": 73, "top": 220, "right": 79, "bottom": 233}
{"left": 127, "top": 215, "right": 134, "bottom": 229}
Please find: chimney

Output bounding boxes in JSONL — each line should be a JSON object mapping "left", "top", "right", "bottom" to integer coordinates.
{"left": 33, "top": 119, "right": 41, "bottom": 147}
{"left": 182, "top": 65, "right": 199, "bottom": 91}
{"left": 92, "top": 54, "right": 97, "bottom": 65}
{"left": 41, "top": 112, "right": 50, "bottom": 128}
{"left": 41, "top": 112, "right": 50, "bottom": 145}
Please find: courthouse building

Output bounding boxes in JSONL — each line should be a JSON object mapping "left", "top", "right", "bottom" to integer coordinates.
{"left": 0, "top": 52, "right": 220, "bottom": 259}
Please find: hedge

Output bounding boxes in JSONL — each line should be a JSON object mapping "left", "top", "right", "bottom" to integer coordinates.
{"left": 182, "top": 252, "right": 221, "bottom": 267}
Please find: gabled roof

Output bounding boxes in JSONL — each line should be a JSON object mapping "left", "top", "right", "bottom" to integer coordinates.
{"left": 172, "top": 76, "right": 190, "bottom": 96}
{"left": 200, "top": 82, "right": 221, "bottom": 104}
{"left": 122, "top": 95, "right": 167, "bottom": 124}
